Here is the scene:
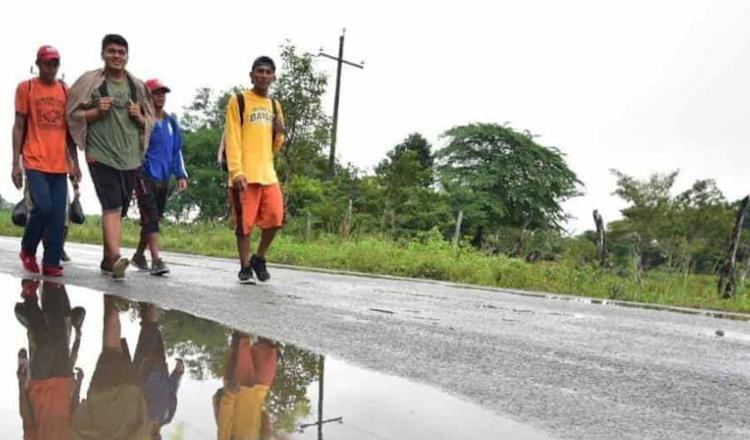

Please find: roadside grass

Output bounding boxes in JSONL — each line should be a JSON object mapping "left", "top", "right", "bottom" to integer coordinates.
{"left": 1, "top": 209, "right": 748, "bottom": 313}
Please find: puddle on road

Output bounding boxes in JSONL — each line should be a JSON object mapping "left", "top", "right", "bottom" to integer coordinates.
{"left": 0, "top": 273, "right": 552, "bottom": 440}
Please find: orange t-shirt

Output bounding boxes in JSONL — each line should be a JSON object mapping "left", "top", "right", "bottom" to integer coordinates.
{"left": 15, "top": 78, "right": 69, "bottom": 174}
{"left": 27, "top": 377, "right": 73, "bottom": 440}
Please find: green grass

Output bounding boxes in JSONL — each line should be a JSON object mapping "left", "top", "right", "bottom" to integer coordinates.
{"left": 2, "top": 209, "right": 749, "bottom": 313}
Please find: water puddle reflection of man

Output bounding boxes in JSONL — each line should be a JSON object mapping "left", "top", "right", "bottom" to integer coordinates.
{"left": 215, "top": 331, "right": 280, "bottom": 440}
{"left": 15, "top": 279, "right": 85, "bottom": 439}
{"left": 70, "top": 297, "right": 183, "bottom": 439}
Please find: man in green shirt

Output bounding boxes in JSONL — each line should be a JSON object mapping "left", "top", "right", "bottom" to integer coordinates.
{"left": 66, "top": 34, "right": 153, "bottom": 279}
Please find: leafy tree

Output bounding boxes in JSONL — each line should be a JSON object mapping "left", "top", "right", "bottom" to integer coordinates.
{"left": 608, "top": 170, "right": 736, "bottom": 274}
{"left": 160, "top": 309, "right": 231, "bottom": 380}
{"left": 0, "top": 193, "right": 12, "bottom": 209}
{"left": 267, "top": 347, "right": 320, "bottom": 433}
{"left": 437, "top": 123, "right": 582, "bottom": 247}
{"left": 373, "top": 133, "right": 445, "bottom": 237}
{"left": 166, "top": 127, "right": 227, "bottom": 221}
{"left": 180, "top": 86, "right": 213, "bottom": 132}
{"left": 376, "top": 133, "right": 434, "bottom": 189}
{"left": 272, "top": 43, "right": 331, "bottom": 205}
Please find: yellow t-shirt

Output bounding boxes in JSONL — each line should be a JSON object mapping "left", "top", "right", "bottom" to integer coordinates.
{"left": 217, "top": 385, "right": 270, "bottom": 440}
{"left": 225, "top": 90, "right": 285, "bottom": 185}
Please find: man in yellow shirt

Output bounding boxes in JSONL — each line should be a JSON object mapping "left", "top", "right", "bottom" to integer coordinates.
{"left": 213, "top": 332, "right": 279, "bottom": 439}
{"left": 225, "top": 56, "right": 285, "bottom": 284}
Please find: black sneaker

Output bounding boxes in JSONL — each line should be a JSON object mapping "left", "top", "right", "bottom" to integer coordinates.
{"left": 61, "top": 249, "right": 71, "bottom": 262}
{"left": 131, "top": 253, "right": 149, "bottom": 271}
{"left": 238, "top": 265, "right": 256, "bottom": 285}
{"left": 150, "top": 258, "right": 170, "bottom": 276}
{"left": 70, "top": 306, "right": 86, "bottom": 334}
{"left": 100, "top": 259, "right": 113, "bottom": 275}
{"left": 14, "top": 303, "right": 28, "bottom": 329}
{"left": 250, "top": 255, "right": 270, "bottom": 282}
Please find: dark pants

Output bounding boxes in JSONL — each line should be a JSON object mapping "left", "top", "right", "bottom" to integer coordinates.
{"left": 133, "top": 321, "right": 168, "bottom": 382}
{"left": 22, "top": 170, "right": 67, "bottom": 266}
{"left": 20, "top": 283, "right": 72, "bottom": 379}
{"left": 135, "top": 172, "right": 170, "bottom": 235}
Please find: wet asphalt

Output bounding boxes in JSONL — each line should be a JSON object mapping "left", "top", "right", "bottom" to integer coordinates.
{"left": 0, "top": 236, "right": 748, "bottom": 440}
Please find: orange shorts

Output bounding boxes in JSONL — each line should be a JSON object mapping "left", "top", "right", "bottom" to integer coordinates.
{"left": 228, "top": 183, "right": 284, "bottom": 236}
{"left": 233, "top": 336, "right": 278, "bottom": 387}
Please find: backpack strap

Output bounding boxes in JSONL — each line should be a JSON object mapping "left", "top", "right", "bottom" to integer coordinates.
{"left": 235, "top": 93, "right": 276, "bottom": 127}
{"left": 167, "top": 113, "right": 178, "bottom": 134}
{"left": 58, "top": 79, "right": 67, "bottom": 99}
{"left": 236, "top": 92, "right": 245, "bottom": 126}
{"left": 20, "top": 80, "right": 34, "bottom": 153}
{"left": 128, "top": 77, "right": 138, "bottom": 103}
{"left": 97, "top": 76, "right": 137, "bottom": 103}
{"left": 98, "top": 79, "right": 109, "bottom": 98}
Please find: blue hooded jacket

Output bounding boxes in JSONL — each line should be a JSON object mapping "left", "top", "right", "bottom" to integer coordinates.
{"left": 143, "top": 113, "right": 188, "bottom": 182}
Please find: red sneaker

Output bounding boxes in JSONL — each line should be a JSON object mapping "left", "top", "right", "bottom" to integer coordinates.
{"left": 21, "top": 279, "right": 40, "bottom": 300}
{"left": 42, "top": 265, "right": 64, "bottom": 277}
{"left": 19, "top": 251, "right": 39, "bottom": 274}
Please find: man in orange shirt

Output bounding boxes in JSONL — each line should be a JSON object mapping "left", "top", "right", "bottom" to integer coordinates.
{"left": 12, "top": 46, "right": 81, "bottom": 276}
{"left": 15, "top": 279, "right": 85, "bottom": 440}
{"left": 225, "top": 56, "right": 285, "bottom": 284}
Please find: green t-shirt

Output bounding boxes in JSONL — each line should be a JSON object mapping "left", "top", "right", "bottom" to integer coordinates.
{"left": 86, "top": 78, "right": 142, "bottom": 170}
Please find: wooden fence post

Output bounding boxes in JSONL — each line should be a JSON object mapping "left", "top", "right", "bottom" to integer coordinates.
{"left": 593, "top": 210, "right": 608, "bottom": 267}
{"left": 452, "top": 209, "right": 464, "bottom": 247}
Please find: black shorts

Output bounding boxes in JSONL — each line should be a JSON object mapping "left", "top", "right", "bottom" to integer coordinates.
{"left": 90, "top": 347, "right": 139, "bottom": 392}
{"left": 135, "top": 171, "right": 170, "bottom": 234}
{"left": 88, "top": 162, "right": 137, "bottom": 217}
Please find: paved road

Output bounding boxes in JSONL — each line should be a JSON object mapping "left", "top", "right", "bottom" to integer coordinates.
{"left": 0, "top": 236, "right": 748, "bottom": 440}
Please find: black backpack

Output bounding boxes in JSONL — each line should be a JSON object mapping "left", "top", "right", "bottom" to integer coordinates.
{"left": 97, "top": 76, "right": 137, "bottom": 103}
{"left": 220, "top": 92, "right": 278, "bottom": 172}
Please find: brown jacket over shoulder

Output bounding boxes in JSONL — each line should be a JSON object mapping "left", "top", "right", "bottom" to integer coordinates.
{"left": 65, "top": 68, "right": 154, "bottom": 155}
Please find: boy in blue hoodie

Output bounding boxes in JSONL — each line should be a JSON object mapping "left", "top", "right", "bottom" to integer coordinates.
{"left": 132, "top": 79, "right": 188, "bottom": 275}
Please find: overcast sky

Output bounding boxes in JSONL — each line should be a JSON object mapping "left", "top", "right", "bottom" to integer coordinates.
{"left": 1, "top": 0, "right": 749, "bottom": 233}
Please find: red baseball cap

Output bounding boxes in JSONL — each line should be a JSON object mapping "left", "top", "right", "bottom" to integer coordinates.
{"left": 146, "top": 79, "right": 170, "bottom": 93}
{"left": 37, "top": 45, "right": 60, "bottom": 62}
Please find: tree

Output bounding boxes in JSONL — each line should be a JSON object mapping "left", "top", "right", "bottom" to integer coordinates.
{"left": 374, "top": 133, "right": 445, "bottom": 236}
{"left": 161, "top": 309, "right": 231, "bottom": 380}
{"left": 180, "top": 87, "right": 241, "bottom": 132}
{"left": 272, "top": 43, "right": 331, "bottom": 207}
{"left": 0, "top": 193, "right": 12, "bottom": 209}
{"left": 376, "top": 133, "right": 434, "bottom": 188}
{"left": 608, "top": 170, "right": 736, "bottom": 274}
{"left": 165, "top": 127, "right": 226, "bottom": 221}
{"left": 437, "top": 123, "right": 581, "bottom": 246}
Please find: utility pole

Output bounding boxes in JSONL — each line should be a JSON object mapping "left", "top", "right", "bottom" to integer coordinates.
{"left": 318, "top": 29, "right": 364, "bottom": 179}
{"left": 298, "top": 355, "right": 343, "bottom": 438}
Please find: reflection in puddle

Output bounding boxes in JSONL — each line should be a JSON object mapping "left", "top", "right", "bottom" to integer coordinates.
{"left": 4, "top": 274, "right": 552, "bottom": 439}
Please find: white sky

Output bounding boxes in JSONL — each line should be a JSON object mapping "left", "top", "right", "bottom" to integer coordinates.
{"left": 1, "top": 0, "right": 749, "bottom": 233}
